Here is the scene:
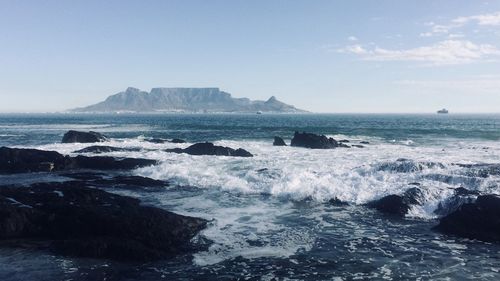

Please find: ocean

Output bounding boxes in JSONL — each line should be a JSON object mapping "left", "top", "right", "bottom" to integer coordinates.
{"left": 1, "top": 113, "right": 500, "bottom": 280}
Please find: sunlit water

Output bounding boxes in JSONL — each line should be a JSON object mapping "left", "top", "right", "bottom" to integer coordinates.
{"left": 1, "top": 113, "right": 499, "bottom": 280}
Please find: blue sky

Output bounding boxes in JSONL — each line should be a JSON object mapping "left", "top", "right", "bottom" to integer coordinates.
{"left": 0, "top": 0, "right": 499, "bottom": 113}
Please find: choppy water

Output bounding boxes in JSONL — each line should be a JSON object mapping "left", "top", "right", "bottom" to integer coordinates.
{"left": 1, "top": 113, "right": 500, "bottom": 280}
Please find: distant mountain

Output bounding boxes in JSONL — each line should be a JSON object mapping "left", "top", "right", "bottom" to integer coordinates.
{"left": 71, "top": 87, "right": 307, "bottom": 113}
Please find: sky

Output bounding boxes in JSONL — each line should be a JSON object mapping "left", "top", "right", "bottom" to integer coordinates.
{"left": 0, "top": 0, "right": 499, "bottom": 113}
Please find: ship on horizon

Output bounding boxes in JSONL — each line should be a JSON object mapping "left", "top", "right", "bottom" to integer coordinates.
{"left": 437, "top": 108, "right": 449, "bottom": 114}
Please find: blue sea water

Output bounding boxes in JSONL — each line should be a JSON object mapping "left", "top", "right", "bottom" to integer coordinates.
{"left": 1, "top": 113, "right": 500, "bottom": 280}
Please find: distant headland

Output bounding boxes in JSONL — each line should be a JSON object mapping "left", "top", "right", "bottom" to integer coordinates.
{"left": 70, "top": 87, "right": 307, "bottom": 113}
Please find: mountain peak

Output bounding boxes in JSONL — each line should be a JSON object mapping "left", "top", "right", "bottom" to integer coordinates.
{"left": 267, "top": 96, "right": 277, "bottom": 102}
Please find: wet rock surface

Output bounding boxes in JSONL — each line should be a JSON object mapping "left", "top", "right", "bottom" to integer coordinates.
{"left": 73, "top": 146, "right": 141, "bottom": 154}
{"left": 368, "top": 186, "right": 424, "bottom": 217}
{"left": 0, "top": 181, "right": 207, "bottom": 261}
{"left": 273, "top": 136, "right": 287, "bottom": 146}
{"left": 166, "top": 142, "right": 253, "bottom": 157}
{"left": 434, "top": 194, "right": 500, "bottom": 242}
{"left": 290, "top": 131, "right": 339, "bottom": 149}
{"left": 145, "top": 138, "right": 186, "bottom": 144}
{"left": 0, "top": 147, "right": 157, "bottom": 174}
{"left": 62, "top": 131, "right": 108, "bottom": 143}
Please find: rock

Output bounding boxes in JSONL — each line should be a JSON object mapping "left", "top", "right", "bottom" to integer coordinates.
{"left": 92, "top": 175, "right": 169, "bottom": 192}
{"left": 145, "top": 138, "right": 186, "bottom": 144}
{"left": 338, "top": 139, "right": 350, "bottom": 143}
{"left": 360, "top": 141, "right": 370, "bottom": 145}
{"left": 368, "top": 187, "right": 424, "bottom": 217}
{"left": 73, "top": 146, "right": 141, "bottom": 154}
{"left": 434, "top": 194, "right": 500, "bottom": 242}
{"left": 166, "top": 142, "right": 253, "bottom": 157}
{"left": 62, "top": 131, "right": 108, "bottom": 143}
{"left": 328, "top": 197, "right": 349, "bottom": 206}
{"left": 171, "top": 138, "right": 186, "bottom": 144}
{"left": 273, "top": 136, "right": 287, "bottom": 146}
{"left": 58, "top": 172, "right": 168, "bottom": 192}
{"left": 434, "top": 187, "right": 480, "bottom": 217}
{"left": 67, "top": 155, "right": 157, "bottom": 170}
{"left": 351, "top": 145, "right": 364, "bottom": 148}
{"left": 0, "top": 182, "right": 207, "bottom": 261}
{"left": 0, "top": 147, "right": 156, "bottom": 174}
{"left": 0, "top": 147, "right": 68, "bottom": 173}
{"left": 377, "top": 159, "right": 444, "bottom": 173}
{"left": 145, "top": 138, "right": 168, "bottom": 144}
{"left": 290, "top": 131, "right": 339, "bottom": 149}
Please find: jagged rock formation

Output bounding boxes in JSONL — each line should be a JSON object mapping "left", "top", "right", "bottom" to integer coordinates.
{"left": 72, "top": 87, "right": 306, "bottom": 113}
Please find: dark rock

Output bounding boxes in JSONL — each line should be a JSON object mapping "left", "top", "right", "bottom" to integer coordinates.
{"left": 93, "top": 176, "right": 169, "bottom": 192}
{"left": 290, "top": 131, "right": 339, "bottom": 149}
{"left": 145, "top": 138, "right": 168, "bottom": 144}
{"left": 338, "top": 139, "right": 350, "bottom": 143}
{"left": 377, "top": 159, "right": 444, "bottom": 173}
{"left": 73, "top": 146, "right": 141, "bottom": 154}
{"left": 145, "top": 138, "right": 186, "bottom": 144}
{"left": 67, "top": 155, "right": 157, "bottom": 170}
{"left": 62, "top": 131, "right": 108, "bottom": 143}
{"left": 0, "top": 147, "right": 68, "bottom": 173}
{"left": 273, "top": 136, "right": 287, "bottom": 146}
{"left": 360, "top": 141, "right": 370, "bottom": 145}
{"left": 0, "top": 147, "right": 157, "bottom": 174}
{"left": 368, "top": 187, "right": 424, "bottom": 217}
{"left": 166, "top": 142, "right": 253, "bottom": 157}
{"left": 0, "top": 182, "right": 207, "bottom": 261}
{"left": 434, "top": 187, "right": 480, "bottom": 216}
{"left": 457, "top": 163, "right": 500, "bottom": 178}
{"left": 60, "top": 172, "right": 108, "bottom": 181}
{"left": 328, "top": 197, "right": 349, "bottom": 206}
{"left": 351, "top": 145, "right": 364, "bottom": 148}
{"left": 434, "top": 194, "right": 500, "bottom": 242}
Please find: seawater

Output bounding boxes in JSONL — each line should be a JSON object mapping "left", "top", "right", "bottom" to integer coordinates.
{"left": 0, "top": 113, "right": 499, "bottom": 280}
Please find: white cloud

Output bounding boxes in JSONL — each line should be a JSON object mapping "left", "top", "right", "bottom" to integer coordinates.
{"left": 427, "top": 11, "right": 500, "bottom": 35}
{"left": 348, "top": 36, "right": 358, "bottom": 41}
{"left": 338, "top": 40, "right": 500, "bottom": 65}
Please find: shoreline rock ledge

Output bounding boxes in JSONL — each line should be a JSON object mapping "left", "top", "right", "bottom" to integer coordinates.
{"left": 0, "top": 147, "right": 157, "bottom": 173}
{"left": 0, "top": 181, "right": 207, "bottom": 261}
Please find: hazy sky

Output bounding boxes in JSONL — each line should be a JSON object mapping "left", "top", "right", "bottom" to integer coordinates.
{"left": 1, "top": 0, "right": 499, "bottom": 113}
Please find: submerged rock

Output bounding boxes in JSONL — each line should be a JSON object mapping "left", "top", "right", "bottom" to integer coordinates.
{"left": 0, "top": 182, "right": 207, "bottom": 261}
{"left": 328, "top": 197, "right": 349, "bottom": 206}
{"left": 368, "top": 187, "right": 424, "bottom": 217}
{"left": 73, "top": 145, "right": 141, "bottom": 154}
{"left": 434, "top": 194, "right": 500, "bottom": 242}
{"left": 171, "top": 138, "right": 186, "bottom": 144}
{"left": 435, "top": 187, "right": 480, "bottom": 216}
{"left": 145, "top": 138, "right": 186, "bottom": 144}
{"left": 290, "top": 131, "right": 339, "bottom": 149}
{"left": 62, "top": 130, "right": 108, "bottom": 143}
{"left": 273, "top": 136, "right": 287, "bottom": 146}
{"left": 166, "top": 142, "right": 253, "bottom": 157}
{"left": 360, "top": 141, "right": 370, "bottom": 145}
{"left": 0, "top": 147, "right": 156, "bottom": 174}
{"left": 377, "top": 158, "right": 444, "bottom": 173}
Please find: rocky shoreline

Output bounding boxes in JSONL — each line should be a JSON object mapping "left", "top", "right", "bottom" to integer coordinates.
{"left": 1, "top": 130, "right": 499, "bottom": 263}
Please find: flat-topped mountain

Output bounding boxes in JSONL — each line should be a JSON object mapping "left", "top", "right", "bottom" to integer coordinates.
{"left": 71, "top": 87, "right": 306, "bottom": 113}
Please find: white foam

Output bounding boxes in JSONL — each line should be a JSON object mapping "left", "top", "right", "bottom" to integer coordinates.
{"left": 29, "top": 136, "right": 500, "bottom": 220}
